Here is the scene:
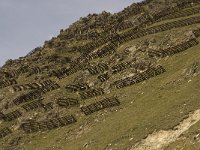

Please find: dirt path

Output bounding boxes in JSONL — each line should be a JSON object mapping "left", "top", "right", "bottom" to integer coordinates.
{"left": 131, "top": 109, "right": 200, "bottom": 150}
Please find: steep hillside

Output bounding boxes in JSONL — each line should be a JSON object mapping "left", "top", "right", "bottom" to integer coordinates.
{"left": 1, "top": 0, "right": 200, "bottom": 150}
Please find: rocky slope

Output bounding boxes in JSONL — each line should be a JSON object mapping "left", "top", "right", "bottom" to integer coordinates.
{"left": 1, "top": 0, "right": 200, "bottom": 149}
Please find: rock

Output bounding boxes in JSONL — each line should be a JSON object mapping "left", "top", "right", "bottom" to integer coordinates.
{"left": 186, "top": 61, "right": 199, "bottom": 77}
{"left": 9, "top": 137, "right": 22, "bottom": 146}
{"left": 0, "top": 95, "right": 4, "bottom": 101}
{"left": 83, "top": 143, "right": 88, "bottom": 148}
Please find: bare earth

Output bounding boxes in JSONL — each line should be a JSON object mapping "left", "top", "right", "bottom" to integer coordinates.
{"left": 131, "top": 109, "right": 200, "bottom": 150}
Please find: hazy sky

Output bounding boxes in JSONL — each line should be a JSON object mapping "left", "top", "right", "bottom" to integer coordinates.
{"left": 0, "top": 0, "right": 142, "bottom": 66}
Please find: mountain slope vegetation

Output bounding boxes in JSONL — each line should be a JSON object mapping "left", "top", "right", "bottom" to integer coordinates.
{"left": 1, "top": 0, "right": 200, "bottom": 149}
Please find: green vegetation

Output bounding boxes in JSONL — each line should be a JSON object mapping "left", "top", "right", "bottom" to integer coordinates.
{"left": 1, "top": 0, "right": 200, "bottom": 150}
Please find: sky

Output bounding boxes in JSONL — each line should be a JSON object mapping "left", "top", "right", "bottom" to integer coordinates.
{"left": 0, "top": 0, "right": 142, "bottom": 66}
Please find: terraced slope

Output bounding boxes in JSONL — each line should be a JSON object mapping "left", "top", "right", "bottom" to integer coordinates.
{"left": 1, "top": 0, "right": 200, "bottom": 150}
